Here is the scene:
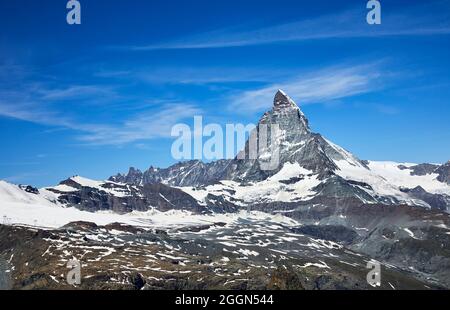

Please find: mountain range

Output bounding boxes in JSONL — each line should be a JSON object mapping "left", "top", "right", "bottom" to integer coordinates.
{"left": 1, "top": 90, "right": 450, "bottom": 290}
{"left": 55, "top": 90, "right": 450, "bottom": 214}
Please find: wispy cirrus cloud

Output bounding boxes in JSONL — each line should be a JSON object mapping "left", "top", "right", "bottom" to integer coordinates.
{"left": 0, "top": 54, "right": 414, "bottom": 146}
{"left": 229, "top": 63, "right": 384, "bottom": 113}
{"left": 0, "top": 61, "right": 392, "bottom": 143}
{"left": 0, "top": 72, "right": 202, "bottom": 146}
{"left": 122, "top": 4, "right": 450, "bottom": 51}
{"left": 38, "top": 85, "right": 116, "bottom": 101}
{"left": 0, "top": 83, "right": 114, "bottom": 127}
{"left": 77, "top": 103, "right": 202, "bottom": 145}
{"left": 0, "top": 98, "right": 201, "bottom": 146}
{"left": 95, "top": 66, "right": 287, "bottom": 86}
{"left": 0, "top": 99, "right": 72, "bottom": 127}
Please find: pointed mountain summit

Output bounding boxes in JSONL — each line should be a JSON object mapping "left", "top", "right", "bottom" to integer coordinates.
{"left": 273, "top": 89, "right": 299, "bottom": 110}
{"left": 260, "top": 90, "right": 310, "bottom": 137}
{"left": 221, "top": 90, "right": 370, "bottom": 182}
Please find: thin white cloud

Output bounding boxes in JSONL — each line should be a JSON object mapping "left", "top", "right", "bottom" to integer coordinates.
{"left": 0, "top": 62, "right": 205, "bottom": 146}
{"left": 0, "top": 57, "right": 411, "bottom": 146}
{"left": 77, "top": 103, "right": 202, "bottom": 145}
{"left": 229, "top": 64, "right": 383, "bottom": 113}
{"left": 96, "top": 66, "right": 287, "bottom": 86}
{"left": 0, "top": 100, "right": 73, "bottom": 127}
{"left": 0, "top": 99, "right": 201, "bottom": 146}
{"left": 38, "top": 85, "right": 116, "bottom": 101}
{"left": 124, "top": 6, "right": 450, "bottom": 51}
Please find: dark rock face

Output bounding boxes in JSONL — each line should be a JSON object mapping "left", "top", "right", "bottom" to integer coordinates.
{"left": 204, "top": 194, "right": 239, "bottom": 213}
{"left": 123, "top": 167, "right": 144, "bottom": 185}
{"left": 437, "top": 161, "right": 450, "bottom": 184}
{"left": 52, "top": 178, "right": 208, "bottom": 214}
{"left": 398, "top": 163, "right": 440, "bottom": 176}
{"left": 62, "top": 221, "right": 99, "bottom": 231}
{"left": 311, "top": 175, "right": 376, "bottom": 202}
{"left": 140, "top": 183, "right": 207, "bottom": 213}
{"left": 400, "top": 186, "right": 450, "bottom": 211}
{"left": 110, "top": 160, "right": 231, "bottom": 187}
{"left": 268, "top": 267, "right": 305, "bottom": 290}
{"left": 397, "top": 162, "right": 450, "bottom": 186}
{"left": 129, "top": 273, "right": 146, "bottom": 290}
{"left": 19, "top": 185, "right": 39, "bottom": 195}
{"left": 54, "top": 181, "right": 149, "bottom": 213}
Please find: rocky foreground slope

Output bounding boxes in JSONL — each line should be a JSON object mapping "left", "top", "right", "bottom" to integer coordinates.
{"left": 0, "top": 213, "right": 447, "bottom": 290}
{"left": 1, "top": 90, "right": 450, "bottom": 289}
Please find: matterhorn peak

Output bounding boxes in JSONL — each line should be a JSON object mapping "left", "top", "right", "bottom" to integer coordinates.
{"left": 273, "top": 89, "right": 299, "bottom": 110}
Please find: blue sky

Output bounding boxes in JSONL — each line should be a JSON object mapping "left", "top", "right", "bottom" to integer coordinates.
{"left": 0, "top": 0, "right": 450, "bottom": 187}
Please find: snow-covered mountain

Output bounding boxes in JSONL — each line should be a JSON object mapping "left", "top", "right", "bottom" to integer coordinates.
{"left": 1, "top": 90, "right": 449, "bottom": 220}
{"left": 1, "top": 90, "right": 450, "bottom": 290}
{"left": 108, "top": 90, "right": 450, "bottom": 212}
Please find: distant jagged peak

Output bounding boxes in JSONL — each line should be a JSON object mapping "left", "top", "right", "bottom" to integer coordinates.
{"left": 128, "top": 167, "right": 143, "bottom": 175}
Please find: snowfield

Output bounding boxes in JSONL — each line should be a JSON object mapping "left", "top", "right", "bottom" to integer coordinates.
{"left": 179, "top": 159, "right": 450, "bottom": 208}
{"left": 334, "top": 160, "right": 450, "bottom": 201}
{"left": 1, "top": 157, "right": 449, "bottom": 229}
{"left": 367, "top": 161, "right": 450, "bottom": 194}
{"left": 0, "top": 180, "right": 298, "bottom": 229}
{"left": 178, "top": 162, "right": 321, "bottom": 205}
